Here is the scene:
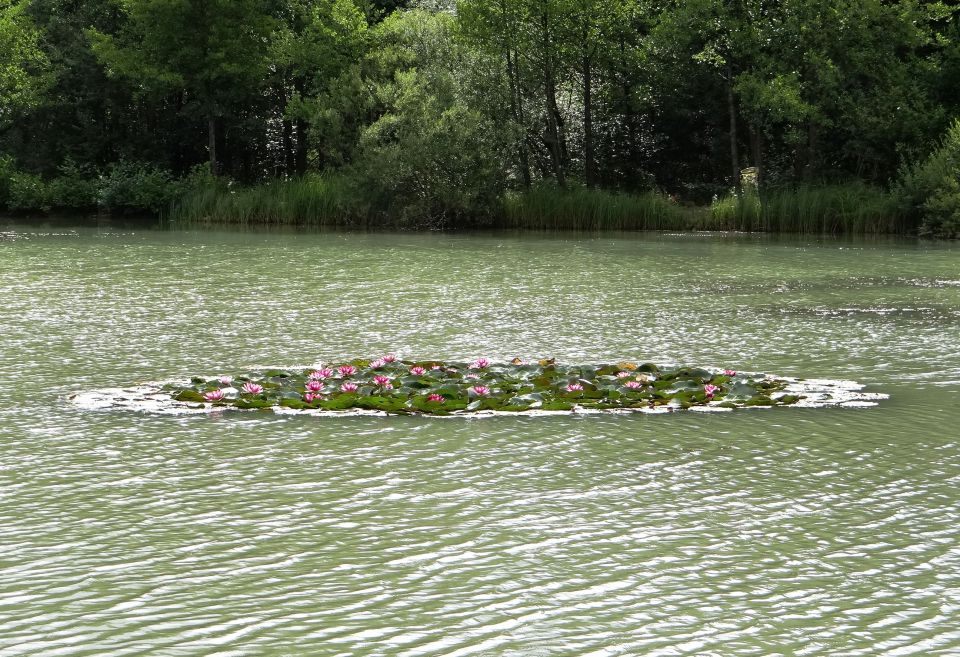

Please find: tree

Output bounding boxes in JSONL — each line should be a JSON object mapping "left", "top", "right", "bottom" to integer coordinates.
{"left": 90, "top": 0, "right": 275, "bottom": 175}
{"left": 0, "top": 0, "right": 48, "bottom": 124}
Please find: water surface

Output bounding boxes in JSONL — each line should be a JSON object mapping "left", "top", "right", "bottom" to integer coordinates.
{"left": 1, "top": 224, "right": 959, "bottom": 656}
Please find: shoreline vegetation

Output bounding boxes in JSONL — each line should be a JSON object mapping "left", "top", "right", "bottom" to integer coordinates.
{"left": 3, "top": 3, "right": 960, "bottom": 237}
{"left": 0, "top": 174, "right": 929, "bottom": 237}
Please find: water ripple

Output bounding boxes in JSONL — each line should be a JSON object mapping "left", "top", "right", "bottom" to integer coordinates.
{"left": 0, "top": 227, "right": 958, "bottom": 655}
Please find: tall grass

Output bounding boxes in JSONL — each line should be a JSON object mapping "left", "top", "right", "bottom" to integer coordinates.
{"left": 170, "top": 174, "right": 366, "bottom": 226}
{"left": 709, "top": 183, "right": 904, "bottom": 234}
{"left": 499, "top": 186, "right": 694, "bottom": 231}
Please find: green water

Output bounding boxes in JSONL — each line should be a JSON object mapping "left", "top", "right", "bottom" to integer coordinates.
{"left": 2, "top": 224, "right": 959, "bottom": 656}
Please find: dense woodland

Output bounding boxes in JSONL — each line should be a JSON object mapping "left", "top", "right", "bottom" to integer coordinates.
{"left": 1, "top": 0, "right": 959, "bottom": 235}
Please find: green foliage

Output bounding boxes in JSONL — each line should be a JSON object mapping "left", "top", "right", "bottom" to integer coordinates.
{"left": 6, "top": 170, "right": 49, "bottom": 211}
{"left": 98, "top": 161, "right": 176, "bottom": 214}
{"left": 351, "top": 10, "right": 512, "bottom": 227}
{"left": 0, "top": 0, "right": 50, "bottom": 120}
{"left": 895, "top": 118, "right": 960, "bottom": 238}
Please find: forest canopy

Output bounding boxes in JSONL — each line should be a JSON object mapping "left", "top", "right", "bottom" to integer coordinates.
{"left": 1, "top": 0, "right": 959, "bottom": 235}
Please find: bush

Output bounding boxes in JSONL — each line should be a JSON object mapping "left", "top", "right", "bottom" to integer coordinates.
{"left": 7, "top": 171, "right": 50, "bottom": 212}
{"left": 895, "top": 118, "right": 960, "bottom": 238}
{"left": 98, "top": 161, "right": 176, "bottom": 214}
{"left": 46, "top": 159, "right": 98, "bottom": 210}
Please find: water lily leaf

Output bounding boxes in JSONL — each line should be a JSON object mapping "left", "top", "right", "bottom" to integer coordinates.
{"left": 174, "top": 390, "right": 206, "bottom": 403}
{"left": 541, "top": 400, "right": 573, "bottom": 411}
{"left": 234, "top": 398, "right": 273, "bottom": 409}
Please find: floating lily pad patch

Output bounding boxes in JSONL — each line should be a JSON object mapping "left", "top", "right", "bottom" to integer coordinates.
{"left": 69, "top": 357, "right": 888, "bottom": 416}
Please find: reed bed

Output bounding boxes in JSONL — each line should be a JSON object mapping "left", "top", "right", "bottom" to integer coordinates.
{"left": 709, "top": 184, "right": 904, "bottom": 234}
{"left": 170, "top": 175, "right": 366, "bottom": 226}
{"left": 499, "top": 186, "right": 693, "bottom": 231}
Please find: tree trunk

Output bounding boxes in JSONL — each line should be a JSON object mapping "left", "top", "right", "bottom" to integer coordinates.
{"left": 294, "top": 79, "right": 309, "bottom": 175}
{"left": 506, "top": 48, "right": 531, "bottom": 188}
{"left": 749, "top": 123, "right": 762, "bottom": 185}
{"left": 208, "top": 115, "right": 218, "bottom": 176}
{"left": 583, "top": 53, "right": 595, "bottom": 187}
{"left": 541, "top": 8, "right": 565, "bottom": 186}
{"left": 725, "top": 63, "right": 739, "bottom": 188}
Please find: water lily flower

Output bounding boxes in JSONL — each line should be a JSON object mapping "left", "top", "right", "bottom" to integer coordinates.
{"left": 566, "top": 383, "right": 584, "bottom": 392}
{"left": 303, "top": 392, "right": 318, "bottom": 403}
{"left": 464, "top": 373, "right": 480, "bottom": 380}
{"left": 241, "top": 382, "right": 263, "bottom": 395}
{"left": 340, "top": 382, "right": 358, "bottom": 393}
{"left": 381, "top": 383, "right": 394, "bottom": 390}
{"left": 616, "top": 371, "right": 632, "bottom": 379}
{"left": 471, "top": 358, "right": 490, "bottom": 369}
{"left": 373, "top": 375, "right": 391, "bottom": 386}
{"left": 306, "top": 380, "right": 324, "bottom": 392}
{"left": 338, "top": 365, "right": 357, "bottom": 377}
{"left": 409, "top": 366, "right": 426, "bottom": 376}
{"left": 383, "top": 354, "right": 397, "bottom": 363}
{"left": 431, "top": 365, "right": 442, "bottom": 370}
{"left": 427, "top": 393, "right": 444, "bottom": 403}
{"left": 218, "top": 376, "right": 232, "bottom": 385}
{"left": 204, "top": 389, "right": 225, "bottom": 402}
{"left": 704, "top": 384, "right": 720, "bottom": 398}
{"left": 723, "top": 369, "right": 737, "bottom": 376}
{"left": 369, "top": 358, "right": 386, "bottom": 370}
{"left": 470, "top": 385, "right": 490, "bottom": 396}
{"left": 307, "top": 370, "right": 326, "bottom": 380}
{"left": 625, "top": 381, "right": 642, "bottom": 389}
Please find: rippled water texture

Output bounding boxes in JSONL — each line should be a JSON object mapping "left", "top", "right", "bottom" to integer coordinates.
{"left": 2, "top": 224, "right": 959, "bottom": 656}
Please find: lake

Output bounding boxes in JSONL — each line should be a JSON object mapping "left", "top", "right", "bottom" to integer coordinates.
{"left": 2, "top": 223, "right": 959, "bottom": 656}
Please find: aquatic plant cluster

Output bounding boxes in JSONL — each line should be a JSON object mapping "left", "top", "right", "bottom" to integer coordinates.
{"left": 166, "top": 357, "right": 803, "bottom": 415}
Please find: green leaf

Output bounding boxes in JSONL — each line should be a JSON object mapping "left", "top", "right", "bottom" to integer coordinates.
{"left": 174, "top": 389, "right": 206, "bottom": 402}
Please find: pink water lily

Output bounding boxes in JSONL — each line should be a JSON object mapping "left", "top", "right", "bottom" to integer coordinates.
{"left": 471, "top": 358, "right": 490, "bottom": 369}
{"left": 317, "top": 368, "right": 334, "bottom": 379}
{"left": 431, "top": 364, "right": 442, "bottom": 370}
{"left": 338, "top": 365, "right": 357, "bottom": 377}
{"left": 241, "top": 382, "right": 263, "bottom": 395}
{"left": 566, "top": 383, "right": 584, "bottom": 392}
{"left": 616, "top": 371, "right": 632, "bottom": 379}
{"left": 218, "top": 376, "right": 232, "bottom": 385}
{"left": 305, "top": 380, "right": 324, "bottom": 392}
{"left": 409, "top": 366, "right": 426, "bottom": 376}
{"left": 427, "top": 393, "right": 444, "bottom": 403}
{"left": 382, "top": 354, "right": 397, "bottom": 363}
{"left": 373, "top": 375, "right": 391, "bottom": 386}
{"left": 308, "top": 370, "right": 326, "bottom": 380}
{"left": 204, "top": 389, "right": 225, "bottom": 402}
{"left": 340, "top": 382, "right": 358, "bottom": 393}
{"left": 469, "top": 385, "right": 490, "bottom": 396}
{"left": 303, "top": 392, "right": 319, "bottom": 403}
{"left": 625, "top": 380, "right": 642, "bottom": 389}
{"left": 704, "top": 384, "right": 720, "bottom": 398}
{"left": 369, "top": 358, "right": 387, "bottom": 369}
{"left": 723, "top": 369, "right": 737, "bottom": 376}
{"left": 464, "top": 373, "right": 480, "bottom": 380}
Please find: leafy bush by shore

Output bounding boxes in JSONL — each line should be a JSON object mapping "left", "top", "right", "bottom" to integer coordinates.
{"left": 895, "top": 118, "right": 960, "bottom": 239}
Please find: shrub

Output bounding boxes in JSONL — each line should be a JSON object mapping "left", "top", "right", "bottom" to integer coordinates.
{"left": 7, "top": 171, "right": 50, "bottom": 212}
{"left": 98, "top": 161, "right": 176, "bottom": 214}
{"left": 46, "top": 159, "right": 98, "bottom": 210}
{"left": 895, "top": 118, "right": 960, "bottom": 238}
